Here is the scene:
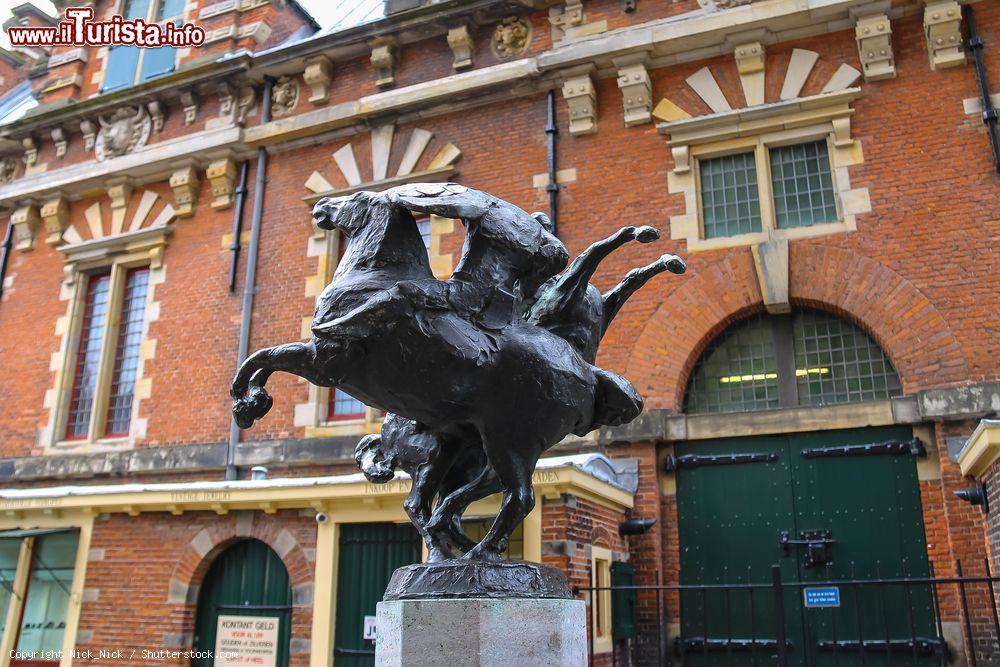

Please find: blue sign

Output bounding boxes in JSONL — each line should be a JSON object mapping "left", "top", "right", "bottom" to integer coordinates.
{"left": 804, "top": 586, "right": 840, "bottom": 608}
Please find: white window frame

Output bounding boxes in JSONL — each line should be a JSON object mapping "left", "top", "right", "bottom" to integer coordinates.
{"left": 591, "top": 545, "right": 613, "bottom": 654}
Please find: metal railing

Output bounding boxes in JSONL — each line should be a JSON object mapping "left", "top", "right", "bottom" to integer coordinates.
{"left": 577, "top": 560, "right": 1000, "bottom": 667}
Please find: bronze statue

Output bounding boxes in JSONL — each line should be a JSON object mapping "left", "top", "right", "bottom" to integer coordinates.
{"left": 231, "top": 183, "right": 684, "bottom": 565}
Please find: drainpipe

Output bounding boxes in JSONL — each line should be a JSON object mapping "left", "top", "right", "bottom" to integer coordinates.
{"left": 228, "top": 161, "right": 251, "bottom": 292}
{"left": 0, "top": 213, "right": 11, "bottom": 303}
{"left": 545, "top": 89, "right": 560, "bottom": 235}
{"left": 964, "top": 4, "right": 1000, "bottom": 174}
{"left": 226, "top": 75, "right": 275, "bottom": 481}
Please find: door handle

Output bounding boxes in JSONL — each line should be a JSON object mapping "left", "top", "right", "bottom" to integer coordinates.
{"left": 780, "top": 530, "right": 835, "bottom": 566}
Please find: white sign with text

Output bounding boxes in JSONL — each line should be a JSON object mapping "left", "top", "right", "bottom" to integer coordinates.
{"left": 214, "top": 615, "right": 280, "bottom": 667}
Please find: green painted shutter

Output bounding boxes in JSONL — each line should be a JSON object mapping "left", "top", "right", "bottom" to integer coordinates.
{"left": 611, "top": 561, "right": 637, "bottom": 640}
{"left": 193, "top": 539, "right": 292, "bottom": 667}
{"left": 333, "top": 523, "right": 420, "bottom": 666}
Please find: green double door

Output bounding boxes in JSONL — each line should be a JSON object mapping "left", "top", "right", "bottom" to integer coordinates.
{"left": 676, "top": 426, "right": 937, "bottom": 667}
{"left": 333, "top": 523, "right": 421, "bottom": 665}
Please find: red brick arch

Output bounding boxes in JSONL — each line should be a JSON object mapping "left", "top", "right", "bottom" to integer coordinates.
{"left": 625, "top": 244, "right": 967, "bottom": 411}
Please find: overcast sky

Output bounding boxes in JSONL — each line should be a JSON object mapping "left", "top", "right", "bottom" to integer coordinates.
{"left": 0, "top": 0, "right": 384, "bottom": 48}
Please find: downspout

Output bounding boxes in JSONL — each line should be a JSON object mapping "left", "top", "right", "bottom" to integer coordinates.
{"left": 228, "top": 161, "right": 251, "bottom": 292}
{"left": 0, "top": 214, "right": 11, "bottom": 303}
{"left": 545, "top": 89, "right": 560, "bottom": 235}
{"left": 226, "top": 75, "right": 275, "bottom": 481}
{"left": 964, "top": 4, "right": 1000, "bottom": 174}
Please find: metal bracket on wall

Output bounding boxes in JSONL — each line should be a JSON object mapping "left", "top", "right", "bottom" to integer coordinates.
{"left": 664, "top": 452, "right": 778, "bottom": 471}
{"left": 800, "top": 438, "right": 926, "bottom": 459}
{"left": 817, "top": 638, "right": 949, "bottom": 657}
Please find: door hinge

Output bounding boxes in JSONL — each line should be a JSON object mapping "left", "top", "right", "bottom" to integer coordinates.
{"left": 800, "top": 438, "right": 926, "bottom": 459}
{"left": 817, "top": 637, "right": 948, "bottom": 657}
{"left": 676, "top": 637, "right": 790, "bottom": 653}
{"left": 664, "top": 452, "right": 778, "bottom": 471}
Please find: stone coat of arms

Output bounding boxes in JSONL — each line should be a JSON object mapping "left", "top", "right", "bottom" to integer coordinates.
{"left": 95, "top": 106, "right": 152, "bottom": 161}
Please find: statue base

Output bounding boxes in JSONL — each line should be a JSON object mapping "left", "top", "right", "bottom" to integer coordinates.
{"left": 375, "top": 597, "right": 587, "bottom": 666}
{"left": 375, "top": 560, "right": 586, "bottom": 665}
{"left": 383, "top": 558, "right": 572, "bottom": 600}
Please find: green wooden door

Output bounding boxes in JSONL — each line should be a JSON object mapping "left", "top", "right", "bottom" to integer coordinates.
{"left": 193, "top": 539, "right": 292, "bottom": 667}
{"left": 333, "top": 523, "right": 421, "bottom": 666}
{"left": 676, "top": 426, "right": 935, "bottom": 667}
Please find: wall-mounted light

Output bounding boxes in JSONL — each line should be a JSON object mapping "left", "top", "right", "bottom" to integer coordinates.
{"left": 955, "top": 483, "right": 989, "bottom": 515}
{"left": 619, "top": 518, "right": 656, "bottom": 536}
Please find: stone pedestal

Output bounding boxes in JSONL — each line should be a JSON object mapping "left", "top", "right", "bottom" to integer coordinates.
{"left": 375, "top": 559, "right": 586, "bottom": 665}
{"left": 375, "top": 597, "right": 587, "bottom": 666}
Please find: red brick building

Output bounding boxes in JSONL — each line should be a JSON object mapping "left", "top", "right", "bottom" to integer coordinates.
{"left": 0, "top": 0, "right": 996, "bottom": 664}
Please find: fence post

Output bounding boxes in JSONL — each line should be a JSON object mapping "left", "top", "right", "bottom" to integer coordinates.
{"left": 772, "top": 564, "right": 788, "bottom": 667}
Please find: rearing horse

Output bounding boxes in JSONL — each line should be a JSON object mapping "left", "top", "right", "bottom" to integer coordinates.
{"left": 231, "top": 184, "right": 644, "bottom": 560}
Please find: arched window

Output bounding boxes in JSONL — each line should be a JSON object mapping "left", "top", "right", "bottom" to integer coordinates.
{"left": 684, "top": 309, "right": 901, "bottom": 414}
{"left": 193, "top": 539, "right": 292, "bottom": 667}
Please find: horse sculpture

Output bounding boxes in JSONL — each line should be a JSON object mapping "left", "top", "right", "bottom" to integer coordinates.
{"left": 231, "top": 183, "right": 685, "bottom": 562}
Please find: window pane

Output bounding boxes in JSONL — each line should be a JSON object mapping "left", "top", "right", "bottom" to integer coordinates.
{"left": 769, "top": 140, "right": 838, "bottom": 228}
{"left": 156, "top": 0, "right": 185, "bottom": 20}
{"left": 16, "top": 532, "right": 79, "bottom": 655}
{"left": 106, "top": 269, "right": 150, "bottom": 436}
{"left": 792, "top": 309, "right": 902, "bottom": 406}
{"left": 123, "top": 0, "right": 152, "bottom": 19}
{"left": 66, "top": 274, "right": 111, "bottom": 439}
{"left": 0, "top": 539, "right": 19, "bottom": 635}
{"left": 699, "top": 152, "right": 762, "bottom": 238}
{"left": 329, "top": 388, "right": 366, "bottom": 420}
{"left": 102, "top": 46, "right": 140, "bottom": 92}
{"left": 684, "top": 313, "right": 779, "bottom": 414}
{"left": 416, "top": 217, "right": 432, "bottom": 253}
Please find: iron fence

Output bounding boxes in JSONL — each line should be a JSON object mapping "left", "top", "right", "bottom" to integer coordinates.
{"left": 577, "top": 560, "right": 1000, "bottom": 667}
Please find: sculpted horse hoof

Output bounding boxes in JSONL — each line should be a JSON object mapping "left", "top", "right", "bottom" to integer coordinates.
{"left": 232, "top": 386, "right": 273, "bottom": 429}
{"left": 662, "top": 254, "right": 687, "bottom": 274}
{"left": 635, "top": 226, "right": 660, "bottom": 243}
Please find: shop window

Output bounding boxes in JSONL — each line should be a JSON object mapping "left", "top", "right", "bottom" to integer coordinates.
{"left": 101, "top": 0, "right": 183, "bottom": 92}
{"left": 64, "top": 267, "right": 150, "bottom": 442}
{"left": 461, "top": 519, "right": 523, "bottom": 559}
{"left": 591, "top": 546, "right": 613, "bottom": 654}
{"left": 685, "top": 309, "right": 901, "bottom": 414}
{"left": 0, "top": 530, "right": 81, "bottom": 667}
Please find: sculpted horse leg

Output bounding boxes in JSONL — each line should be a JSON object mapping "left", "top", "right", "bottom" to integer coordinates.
{"left": 463, "top": 430, "right": 542, "bottom": 562}
{"left": 231, "top": 341, "right": 327, "bottom": 429}
{"left": 527, "top": 225, "right": 660, "bottom": 323}
{"left": 600, "top": 253, "right": 686, "bottom": 335}
{"left": 426, "top": 464, "right": 502, "bottom": 552}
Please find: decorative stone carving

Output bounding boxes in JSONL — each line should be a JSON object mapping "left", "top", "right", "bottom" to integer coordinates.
{"left": 549, "top": 0, "right": 584, "bottom": 39}
{"left": 616, "top": 62, "right": 652, "bottom": 127}
{"left": 562, "top": 73, "right": 597, "bottom": 136}
{"left": 79, "top": 119, "right": 96, "bottom": 152}
{"left": 51, "top": 127, "right": 67, "bottom": 158}
{"left": 218, "top": 82, "right": 235, "bottom": 118}
{"left": 696, "top": 0, "right": 750, "bottom": 10}
{"left": 270, "top": 76, "right": 299, "bottom": 117}
{"left": 180, "top": 90, "right": 199, "bottom": 125}
{"left": 735, "top": 41, "right": 766, "bottom": 106}
{"left": 924, "top": 0, "right": 964, "bottom": 70}
{"left": 95, "top": 106, "right": 151, "bottom": 161}
{"left": 493, "top": 17, "right": 531, "bottom": 58}
{"left": 170, "top": 162, "right": 200, "bottom": 218}
{"left": 0, "top": 156, "right": 18, "bottom": 184}
{"left": 446, "top": 25, "right": 474, "bottom": 71}
{"left": 11, "top": 203, "right": 39, "bottom": 251}
{"left": 206, "top": 157, "right": 237, "bottom": 210}
{"left": 303, "top": 56, "right": 333, "bottom": 104}
{"left": 370, "top": 38, "right": 397, "bottom": 89}
{"left": 236, "top": 86, "right": 256, "bottom": 124}
{"left": 855, "top": 14, "right": 895, "bottom": 80}
{"left": 41, "top": 194, "right": 69, "bottom": 245}
{"left": 22, "top": 137, "right": 37, "bottom": 167}
{"left": 147, "top": 100, "right": 165, "bottom": 132}
{"left": 106, "top": 177, "right": 132, "bottom": 212}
